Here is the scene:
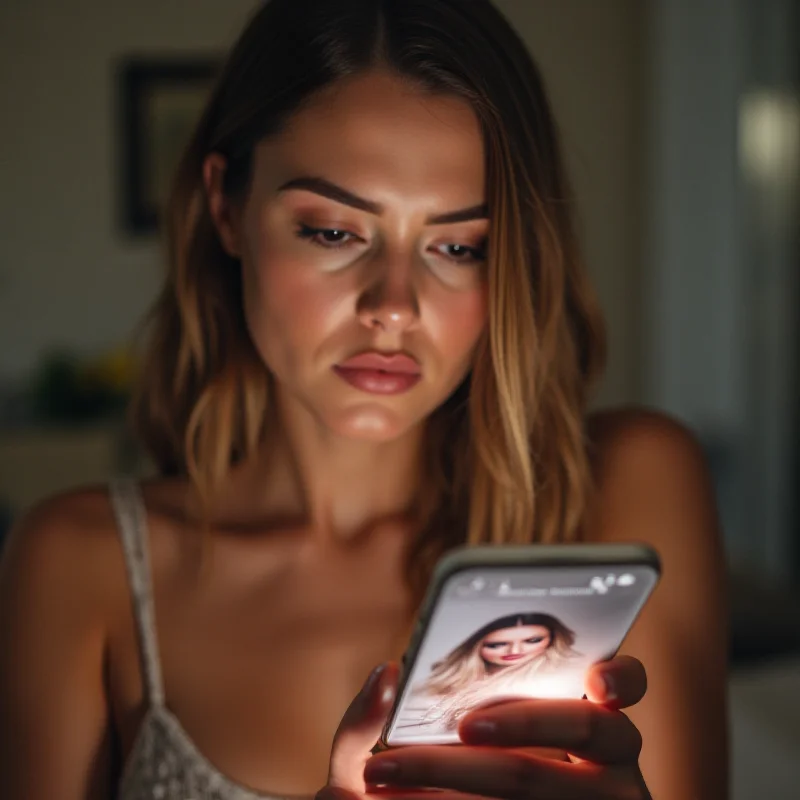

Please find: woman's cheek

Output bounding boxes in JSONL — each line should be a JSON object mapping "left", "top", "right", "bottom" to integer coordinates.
{"left": 428, "top": 279, "right": 488, "bottom": 339}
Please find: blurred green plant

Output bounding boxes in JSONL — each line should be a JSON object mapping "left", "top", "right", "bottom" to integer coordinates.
{"left": 30, "top": 347, "right": 137, "bottom": 425}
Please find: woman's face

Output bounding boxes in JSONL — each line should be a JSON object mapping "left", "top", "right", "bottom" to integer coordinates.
{"left": 479, "top": 624, "right": 553, "bottom": 667}
{"left": 212, "top": 70, "right": 489, "bottom": 441}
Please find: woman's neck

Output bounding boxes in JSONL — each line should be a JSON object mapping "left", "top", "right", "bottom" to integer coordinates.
{"left": 249, "top": 390, "right": 426, "bottom": 542}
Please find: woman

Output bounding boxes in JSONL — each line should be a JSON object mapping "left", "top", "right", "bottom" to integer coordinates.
{"left": 402, "top": 614, "right": 582, "bottom": 732}
{"left": 0, "top": 0, "right": 728, "bottom": 798}
{"left": 427, "top": 613, "right": 580, "bottom": 687}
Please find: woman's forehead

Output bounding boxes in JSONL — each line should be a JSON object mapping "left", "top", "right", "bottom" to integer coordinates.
{"left": 253, "top": 71, "right": 486, "bottom": 208}
{"left": 483, "top": 624, "right": 549, "bottom": 640}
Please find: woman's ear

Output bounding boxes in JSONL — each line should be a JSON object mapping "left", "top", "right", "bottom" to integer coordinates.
{"left": 202, "top": 153, "right": 242, "bottom": 258}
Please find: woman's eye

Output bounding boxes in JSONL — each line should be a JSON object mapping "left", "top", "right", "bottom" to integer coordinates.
{"left": 483, "top": 642, "right": 507, "bottom": 649}
{"left": 296, "top": 224, "right": 358, "bottom": 249}
{"left": 433, "top": 243, "right": 486, "bottom": 264}
{"left": 525, "top": 636, "right": 545, "bottom": 644}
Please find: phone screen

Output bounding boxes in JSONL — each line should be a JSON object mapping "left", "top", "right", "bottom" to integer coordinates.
{"left": 383, "top": 561, "right": 658, "bottom": 746}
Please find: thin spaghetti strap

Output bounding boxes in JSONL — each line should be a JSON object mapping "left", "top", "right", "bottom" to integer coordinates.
{"left": 109, "top": 479, "right": 165, "bottom": 707}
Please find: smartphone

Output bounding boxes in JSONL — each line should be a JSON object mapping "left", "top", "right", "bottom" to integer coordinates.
{"left": 381, "top": 543, "right": 660, "bottom": 747}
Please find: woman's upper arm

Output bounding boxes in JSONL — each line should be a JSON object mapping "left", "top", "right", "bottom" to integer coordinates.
{"left": 588, "top": 409, "right": 729, "bottom": 800}
{"left": 0, "top": 492, "right": 119, "bottom": 799}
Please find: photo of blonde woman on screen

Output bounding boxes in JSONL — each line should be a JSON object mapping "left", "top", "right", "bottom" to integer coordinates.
{"left": 397, "top": 613, "right": 582, "bottom": 734}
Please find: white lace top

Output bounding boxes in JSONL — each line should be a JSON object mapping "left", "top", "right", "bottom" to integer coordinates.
{"left": 110, "top": 480, "right": 287, "bottom": 800}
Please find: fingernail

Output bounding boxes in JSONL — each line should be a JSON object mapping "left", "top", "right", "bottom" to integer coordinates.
{"left": 601, "top": 671, "right": 618, "bottom": 701}
{"left": 364, "top": 759, "right": 400, "bottom": 783}
{"left": 461, "top": 718, "right": 497, "bottom": 742}
{"left": 379, "top": 680, "right": 396, "bottom": 706}
{"left": 363, "top": 664, "right": 386, "bottom": 694}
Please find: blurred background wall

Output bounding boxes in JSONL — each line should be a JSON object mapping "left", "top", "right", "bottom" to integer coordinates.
{"left": 645, "top": 0, "right": 800, "bottom": 584}
{"left": 0, "top": 1, "right": 798, "bottom": 794}
{"left": 0, "top": 0, "right": 258, "bottom": 380}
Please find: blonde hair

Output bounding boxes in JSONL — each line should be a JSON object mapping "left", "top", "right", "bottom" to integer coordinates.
{"left": 422, "top": 613, "right": 580, "bottom": 695}
{"left": 417, "top": 613, "right": 580, "bottom": 729}
{"left": 131, "top": 0, "right": 605, "bottom": 600}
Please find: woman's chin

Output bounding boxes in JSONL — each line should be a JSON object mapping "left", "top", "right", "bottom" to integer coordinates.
{"left": 327, "top": 406, "right": 419, "bottom": 443}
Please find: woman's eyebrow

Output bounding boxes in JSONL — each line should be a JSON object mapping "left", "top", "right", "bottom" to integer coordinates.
{"left": 277, "top": 176, "right": 488, "bottom": 224}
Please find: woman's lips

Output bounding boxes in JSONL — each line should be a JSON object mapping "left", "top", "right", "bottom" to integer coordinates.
{"left": 333, "top": 351, "right": 422, "bottom": 395}
{"left": 500, "top": 654, "right": 526, "bottom": 662}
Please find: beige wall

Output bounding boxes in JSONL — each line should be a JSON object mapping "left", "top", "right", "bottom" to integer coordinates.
{"left": 496, "top": 0, "right": 646, "bottom": 405}
{"left": 0, "top": 0, "right": 645, "bottom": 405}
{"left": 0, "top": 0, "right": 262, "bottom": 380}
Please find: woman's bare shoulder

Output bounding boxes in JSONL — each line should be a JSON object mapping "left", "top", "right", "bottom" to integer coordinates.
{"left": 584, "top": 410, "right": 728, "bottom": 796}
{"left": 0, "top": 486, "right": 130, "bottom": 617}
{"left": 587, "top": 406, "right": 709, "bottom": 488}
{"left": 0, "top": 476, "right": 186, "bottom": 605}
{"left": 584, "top": 406, "right": 719, "bottom": 549}
{"left": 0, "top": 481, "right": 187, "bottom": 798}
{"left": 587, "top": 405, "right": 705, "bottom": 464}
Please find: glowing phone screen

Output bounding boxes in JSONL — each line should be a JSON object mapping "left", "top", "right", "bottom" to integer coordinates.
{"left": 384, "top": 562, "right": 658, "bottom": 745}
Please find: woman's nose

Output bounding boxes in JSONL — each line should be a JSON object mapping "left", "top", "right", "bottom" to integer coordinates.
{"left": 356, "top": 256, "right": 420, "bottom": 334}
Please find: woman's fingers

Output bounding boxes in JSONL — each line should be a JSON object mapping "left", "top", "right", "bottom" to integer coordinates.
{"left": 458, "top": 700, "right": 642, "bottom": 764}
{"left": 584, "top": 655, "right": 647, "bottom": 709}
{"left": 328, "top": 662, "right": 399, "bottom": 790}
{"left": 359, "top": 658, "right": 649, "bottom": 800}
{"left": 450, "top": 656, "right": 646, "bottom": 763}
{"left": 369, "top": 792, "right": 491, "bottom": 800}
{"left": 320, "top": 789, "right": 479, "bottom": 800}
{"left": 316, "top": 788, "right": 361, "bottom": 800}
{"left": 365, "top": 747, "right": 640, "bottom": 800}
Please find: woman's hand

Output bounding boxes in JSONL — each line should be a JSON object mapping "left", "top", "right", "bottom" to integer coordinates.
{"left": 318, "top": 656, "right": 650, "bottom": 800}
{"left": 317, "top": 662, "right": 402, "bottom": 800}
{"left": 365, "top": 656, "right": 650, "bottom": 800}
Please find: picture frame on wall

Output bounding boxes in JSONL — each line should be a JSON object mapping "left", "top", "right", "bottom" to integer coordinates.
{"left": 118, "top": 56, "right": 221, "bottom": 234}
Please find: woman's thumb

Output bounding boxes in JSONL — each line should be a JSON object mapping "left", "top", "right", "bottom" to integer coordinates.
{"left": 327, "top": 662, "right": 399, "bottom": 790}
